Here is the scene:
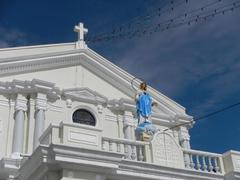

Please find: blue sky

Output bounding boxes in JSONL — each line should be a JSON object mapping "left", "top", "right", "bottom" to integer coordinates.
{"left": 0, "top": 0, "right": 240, "bottom": 153}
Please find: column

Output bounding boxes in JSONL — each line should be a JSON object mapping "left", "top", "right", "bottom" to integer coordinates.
{"left": 12, "top": 94, "right": 28, "bottom": 158}
{"left": 123, "top": 111, "right": 133, "bottom": 140}
{"left": 123, "top": 111, "right": 134, "bottom": 159}
{"left": 33, "top": 93, "right": 47, "bottom": 150}
{"left": 178, "top": 126, "right": 191, "bottom": 168}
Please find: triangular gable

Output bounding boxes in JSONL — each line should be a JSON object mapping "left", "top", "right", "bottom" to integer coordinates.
{"left": 0, "top": 43, "right": 192, "bottom": 121}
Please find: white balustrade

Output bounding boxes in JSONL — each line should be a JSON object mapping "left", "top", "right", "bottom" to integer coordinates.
{"left": 102, "top": 137, "right": 149, "bottom": 162}
{"left": 182, "top": 149, "right": 224, "bottom": 174}
{"left": 38, "top": 124, "right": 227, "bottom": 174}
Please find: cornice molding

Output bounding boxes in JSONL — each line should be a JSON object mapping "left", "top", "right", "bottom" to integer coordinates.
{"left": 0, "top": 50, "right": 83, "bottom": 77}
{"left": 0, "top": 79, "right": 60, "bottom": 100}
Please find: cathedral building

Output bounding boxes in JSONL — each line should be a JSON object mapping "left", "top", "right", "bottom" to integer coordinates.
{"left": 0, "top": 23, "right": 239, "bottom": 180}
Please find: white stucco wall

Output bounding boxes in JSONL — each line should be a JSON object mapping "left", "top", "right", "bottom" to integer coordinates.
{"left": 0, "top": 65, "right": 130, "bottom": 100}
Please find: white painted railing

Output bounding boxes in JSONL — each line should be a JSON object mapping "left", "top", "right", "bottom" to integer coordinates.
{"left": 182, "top": 149, "right": 225, "bottom": 174}
{"left": 39, "top": 124, "right": 226, "bottom": 174}
{"left": 102, "top": 137, "right": 150, "bottom": 161}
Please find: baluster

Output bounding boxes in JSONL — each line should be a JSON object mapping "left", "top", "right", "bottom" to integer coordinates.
{"left": 131, "top": 145, "right": 137, "bottom": 160}
{"left": 109, "top": 140, "right": 113, "bottom": 151}
{"left": 117, "top": 143, "right": 121, "bottom": 153}
{"left": 184, "top": 152, "right": 191, "bottom": 168}
{"left": 190, "top": 154, "right": 195, "bottom": 169}
{"left": 102, "top": 140, "right": 106, "bottom": 151}
{"left": 202, "top": 156, "right": 208, "bottom": 171}
{"left": 127, "top": 144, "right": 132, "bottom": 159}
{"left": 138, "top": 145, "right": 144, "bottom": 161}
{"left": 196, "top": 155, "right": 201, "bottom": 170}
{"left": 208, "top": 156, "right": 213, "bottom": 172}
{"left": 213, "top": 157, "right": 220, "bottom": 173}
{"left": 124, "top": 144, "right": 129, "bottom": 159}
{"left": 113, "top": 141, "right": 117, "bottom": 152}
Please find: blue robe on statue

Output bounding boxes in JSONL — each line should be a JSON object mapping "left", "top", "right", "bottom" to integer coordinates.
{"left": 135, "top": 91, "right": 157, "bottom": 139}
{"left": 136, "top": 92, "right": 152, "bottom": 118}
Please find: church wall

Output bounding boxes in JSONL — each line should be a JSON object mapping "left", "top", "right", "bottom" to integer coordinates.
{"left": 45, "top": 99, "right": 65, "bottom": 127}
{"left": 0, "top": 64, "right": 130, "bottom": 100}
{"left": 102, "top": 113, "right": 119, "bottom": 138}
{"left": 81, "top": 66, "right": 129, "bottom": 99}
{"left": 0, "top": 67, "right": 76, "bottom": 89}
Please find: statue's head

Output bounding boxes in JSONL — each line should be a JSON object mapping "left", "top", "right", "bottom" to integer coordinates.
{"left": 140, "top": 82, "right": 147, "bottom": 91}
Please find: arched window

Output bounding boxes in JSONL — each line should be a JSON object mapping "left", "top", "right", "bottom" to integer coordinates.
{"left": 72, "top": 109, "right": 96, "bottom": 126}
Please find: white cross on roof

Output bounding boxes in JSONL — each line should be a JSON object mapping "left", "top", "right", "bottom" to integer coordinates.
{"left": 74, "top": 22, "right": 88, "bottom": 42}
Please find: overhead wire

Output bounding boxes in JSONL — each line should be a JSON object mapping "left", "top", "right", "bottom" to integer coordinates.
{"left": 86, "top": 0, "right": 240, "bottom": 43}
{"left": 163, "top": 100, "right": 240, "bottom": 132}
{"left": 86, "top": 0, "right": 191, "bottom": 42}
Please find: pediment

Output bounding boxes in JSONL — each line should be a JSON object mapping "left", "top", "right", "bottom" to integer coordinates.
{"left": 0, "top": 43, "right": 193, "bottom": 123}
{"left": 62, "top": 87, "right": 108, "bottom": 104}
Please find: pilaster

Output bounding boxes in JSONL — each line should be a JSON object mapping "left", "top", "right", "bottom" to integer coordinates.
{"left": 97, "top": 104, "right": 104, "bottom": 130}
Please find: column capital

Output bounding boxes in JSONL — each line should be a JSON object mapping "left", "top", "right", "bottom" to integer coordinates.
{"left": 123, "top": 111, "right": 134, "bottom": 126}
{"left": 35, "top": 93, "right": 47, "bottom": 111}
{"left": 14, "top": 94, "right": 27, "bottom": 111}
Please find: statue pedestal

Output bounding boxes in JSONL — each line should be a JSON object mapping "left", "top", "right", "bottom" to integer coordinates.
{"left": 142, "top": 133, "right": 151, "bottom": 141}
{"left": 135, "top": 121, "right": 157, "bottom": 142}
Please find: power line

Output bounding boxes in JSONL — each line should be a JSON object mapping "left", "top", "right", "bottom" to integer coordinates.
{"left": 164, "top": 100, "right": 240, "bottom": 131}
{"left": 86, "top": 0, "right": 221, "bottom": 42}
{"left": 195, "top": 101, "right": 240, "bottom": 121}
{"left": 86, "top": 0, "right": 191, "bottom": 42}
{"left": 86, "top": 0, "right": 240, "bottom": 43}
{"left": 152, "top": 1, "right": 240, "bottom": 36}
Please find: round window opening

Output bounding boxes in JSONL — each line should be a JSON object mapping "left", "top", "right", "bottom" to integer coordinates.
{"left": 72, "top": 109, "right": 96, "bottom": 126}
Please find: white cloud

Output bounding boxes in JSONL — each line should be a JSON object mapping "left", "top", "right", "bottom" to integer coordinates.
{"left": 0, "top": 27, "right": 28, "bottom": 48}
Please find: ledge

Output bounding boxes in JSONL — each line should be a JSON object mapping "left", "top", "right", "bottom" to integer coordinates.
{"left": 60, "top": 121, "right": 103, "bottom": 132}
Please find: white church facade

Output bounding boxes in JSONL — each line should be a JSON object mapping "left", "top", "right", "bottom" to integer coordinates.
{"left": 0, "top": 23, "right": 239, "bottom": 180}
